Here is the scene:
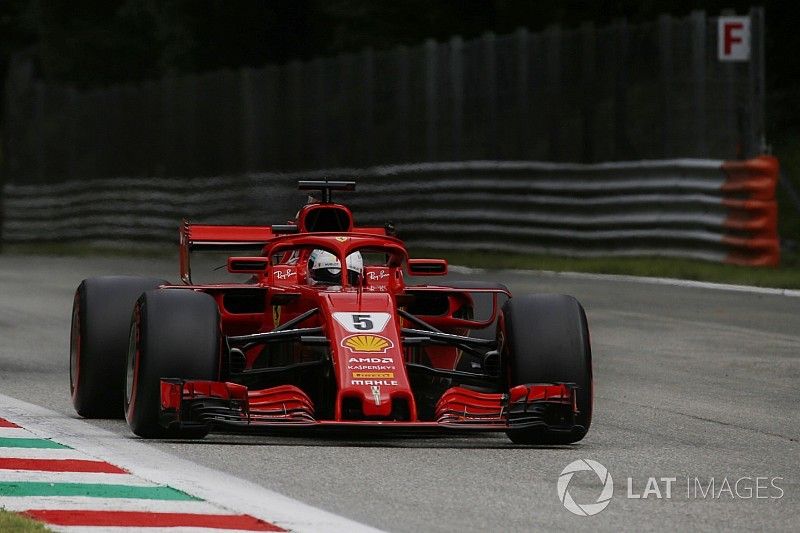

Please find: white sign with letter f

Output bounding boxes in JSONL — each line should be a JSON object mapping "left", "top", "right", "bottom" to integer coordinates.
{"left": 718, "top": 16, "right": 751, "bottom": 61}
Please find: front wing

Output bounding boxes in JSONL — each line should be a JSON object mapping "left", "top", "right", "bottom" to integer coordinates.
{"left": 159, "top": 379, "right": 583, "bottom": 435}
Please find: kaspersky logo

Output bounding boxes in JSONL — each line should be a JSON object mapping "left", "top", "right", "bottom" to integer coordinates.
{"left": 557, "top": 459, "right": 613, "bottom": 516}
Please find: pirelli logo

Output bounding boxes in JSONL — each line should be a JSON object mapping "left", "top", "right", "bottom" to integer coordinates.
{"left": 352, "top": 372, "right": 394, "bottom": 379}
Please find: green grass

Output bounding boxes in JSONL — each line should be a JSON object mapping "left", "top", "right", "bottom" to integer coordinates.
{"left": 412, "top": 248, "right": 800, "bottom": 290}
{"left": 0, "top": 510, "right": 50, "bottom": 532}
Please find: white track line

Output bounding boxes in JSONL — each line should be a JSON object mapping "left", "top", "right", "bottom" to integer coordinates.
{"left": 0, "top": 394, "right": 382, "bottom": 533}
{"left": 0, "top": 470, "right": 156, "bottom": 485}
{"left": 449, "top": 264, "right": 800, "bottom": 297}
{"left": 0, "top": 496, "right": 223, "bottom": 514}
{"left": 0, "top": 428, "right": 38, "bottom": 438}
{"left": 0, "top": 447, "right": 94, "bottom": 460}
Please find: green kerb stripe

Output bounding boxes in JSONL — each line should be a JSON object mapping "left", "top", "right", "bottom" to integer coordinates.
{"left": 0, "top": 482, "right": 199, "bottom": 500}
{"left": 0, "top": 438, "right": 70, "bottom": 449}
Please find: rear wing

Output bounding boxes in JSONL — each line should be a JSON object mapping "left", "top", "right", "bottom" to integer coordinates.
{"left": 179, "top": 221, "right": 278, "bottom": 283}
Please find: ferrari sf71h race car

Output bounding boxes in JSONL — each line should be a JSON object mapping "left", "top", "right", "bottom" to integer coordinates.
{"left": 69, "top": 181, "right": 592, "bottom": 444}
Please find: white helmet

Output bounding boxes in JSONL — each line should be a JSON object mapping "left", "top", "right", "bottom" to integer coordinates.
{"left": 308, "top": 250, "right": 363, "bottom": 285}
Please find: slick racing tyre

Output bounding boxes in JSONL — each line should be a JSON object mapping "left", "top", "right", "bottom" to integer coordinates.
{"left": 125, "top": 289, "right": 220, "bottom": 438}
{"left": 70, "top": 276, "right": 166, "bottom": 418}
{"left": 501, "top": 294, "right": 592, "bottom": 445}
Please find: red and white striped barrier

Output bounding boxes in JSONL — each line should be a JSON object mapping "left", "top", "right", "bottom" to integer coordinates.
{"left": 718, "top": 156, "right": 780, "bottom": 266}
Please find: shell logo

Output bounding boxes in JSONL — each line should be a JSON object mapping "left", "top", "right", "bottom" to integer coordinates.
{"left": 341, "top": 334, "right": 394, "bottom": 354}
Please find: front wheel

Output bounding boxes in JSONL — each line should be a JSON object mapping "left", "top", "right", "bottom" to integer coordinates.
{"left": 125, "top": 289, "right": 220, "bottom": 438}
{"left": 501, "top": 294, "right": 592, "bottom": 445}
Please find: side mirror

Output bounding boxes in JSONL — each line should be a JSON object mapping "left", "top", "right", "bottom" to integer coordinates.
{"left": 407, "top": 258, "right": 448, "bottom": 276}
{"left": 227, "top": 257, "right": 269, "bottom": 274}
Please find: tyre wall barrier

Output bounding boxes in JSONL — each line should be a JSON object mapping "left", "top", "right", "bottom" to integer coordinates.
{"left": 1, "top": 156, "right": 780, "bottom": 266}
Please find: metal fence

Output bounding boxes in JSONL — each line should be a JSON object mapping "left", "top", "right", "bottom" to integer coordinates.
{"left": 2, "top": 9, "right": 764, "bottom": 184}
{"left": 2, "top": 157, "right": 780, "bottom": 266}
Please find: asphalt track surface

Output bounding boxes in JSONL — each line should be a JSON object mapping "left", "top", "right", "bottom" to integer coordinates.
{"left": 0, "top": 253, "right": 798, "bottom": 532}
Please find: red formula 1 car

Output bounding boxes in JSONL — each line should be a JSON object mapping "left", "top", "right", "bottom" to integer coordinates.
{"left": 69, "top": 181, "right": 592, "bottom": 444}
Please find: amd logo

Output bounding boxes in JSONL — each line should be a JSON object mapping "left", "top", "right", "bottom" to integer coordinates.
{"left": 348, "top": 357, "right": 393, "bottom": 364}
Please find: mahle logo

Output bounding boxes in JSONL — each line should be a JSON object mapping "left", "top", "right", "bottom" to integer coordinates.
{"left": 557, "top": 459, "right": 614, "bottom": 516}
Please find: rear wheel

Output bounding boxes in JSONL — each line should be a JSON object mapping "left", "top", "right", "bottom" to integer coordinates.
{"left": 501, "top": 294, "right": 592, "bottom": 444}
{"left": 125, "top": 289, "right": 220, "bottom": 438}
{"left": 70, "top": 276, "right": 166, "bottom": 418}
